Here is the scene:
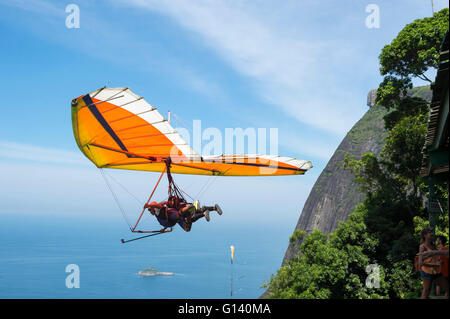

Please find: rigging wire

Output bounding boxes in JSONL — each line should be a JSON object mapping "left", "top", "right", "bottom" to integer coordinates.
{"left": 101, "top": 169, "right": 153, "bottom": 225}
{"left": 100, "top": 156, "right": 220, "bottom": 234}
{"left": 101, "top": 169, "right": 143, "bottom": 206}
{"left": 169, "top": 111, "right": 220, "bottom": 201}
{"left": 195, "top": 168, "right": 227, "bottom": 200}
{"left": 195, "top": 175, "right": 216, "bottom": 200}
{"left": 174, "top": 180, "right": 195, "bottom": 202}
{"left": 99, "top": 168, "right": 133, "bottom": 230}
{"left": 171, "top": 112, "right": 193, "bottom": 132}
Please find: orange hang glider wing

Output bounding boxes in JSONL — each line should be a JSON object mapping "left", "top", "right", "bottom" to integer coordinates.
{"left": 71, "top": 87, "right": 312, "bottom": 176}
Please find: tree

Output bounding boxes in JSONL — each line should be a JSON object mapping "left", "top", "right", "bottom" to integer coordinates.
{"left": 265, "top": 9, "right": 449, "bottom": 299}
{"left": 341, "top": 9, "right": 449, "bottom": 297}
{"left": 344, "top": 113, "right": 428, "bottom": 263}
{"left": 378, "top": 9, "right": 448, "bottom": 82}
{"left": 376, "top": 8, "right": 448, "bottom": 128}
{"left": 265, "top": 207, "right": 388, "bottom": 299}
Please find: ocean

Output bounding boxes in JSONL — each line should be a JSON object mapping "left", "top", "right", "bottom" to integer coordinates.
{"left": 0, "top": 213, "right": 292, "bottom": 299}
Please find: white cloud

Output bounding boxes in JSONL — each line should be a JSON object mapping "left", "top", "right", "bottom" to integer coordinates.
{"left": 0, "top": 0, "right": 225, "bottom": 105}
{"left": 0, "top": 161, "right": 104, "bottom": 215}
{"left": 280, "top": 135, "right": 336, "bottom": 162}
{"left": 118, "top": 0, "right": 365, "bottom": 135}
{"left": 0, "top": 0, "right": 62, "bottom": 17}
{"left": 0, "top": 141, "right": 89, "bottom": 166}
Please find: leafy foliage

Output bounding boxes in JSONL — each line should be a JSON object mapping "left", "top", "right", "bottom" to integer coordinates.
{"left": 376, "top": 8, "right": 448, "bottom": 128}
{"left": 265, "top": 207, "right": 388, "bottom": 299}
{"left": 265, "top": 10, "right": 449, "bottom": 299}
{"left": 342, "top": 110, "right": 434, "bottom": 297}
{"left": 378, "top": 9, "right": 448, "bottom": 80}
{"left": 289, "top": 229, "right": 306, "bottom": 243}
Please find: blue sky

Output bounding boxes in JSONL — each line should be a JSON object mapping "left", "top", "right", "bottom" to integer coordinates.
{"left": 0, "top": 0, "right": 448, "bottom": 226}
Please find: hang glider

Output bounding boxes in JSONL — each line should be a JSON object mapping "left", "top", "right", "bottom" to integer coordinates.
{"left": 71, "top": 87, "right": 312, "bottom": 242}
{"left": 71, "top": 87, "right": 312, "bottom": 176}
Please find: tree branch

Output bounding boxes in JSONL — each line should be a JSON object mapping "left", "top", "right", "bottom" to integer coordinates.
{"left": 417, "top": 73, "right": 433, "bottom": 83}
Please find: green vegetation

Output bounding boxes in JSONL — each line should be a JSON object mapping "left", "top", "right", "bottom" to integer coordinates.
{"left": 290, "top": 230, "right": 306, "bottom": 244}
{"left": 376, "top": 8, "right": 448, "bottom": 130}
{"left": 265, "top": 9, "right": 449, "bottom": 299}
{"left": 347, "top": 104, "right": 387, "bottom": 151}
{"left": 264, "top": 206, "right": 388, "bottom": 298}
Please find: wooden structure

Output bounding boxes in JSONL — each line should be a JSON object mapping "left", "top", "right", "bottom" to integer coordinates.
{"left": 421, "top": 31, "right": 449, "bottom": 231}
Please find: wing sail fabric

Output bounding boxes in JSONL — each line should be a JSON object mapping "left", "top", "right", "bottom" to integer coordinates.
{"left": 71, "top": 87, "right": 312, "bottom": 176}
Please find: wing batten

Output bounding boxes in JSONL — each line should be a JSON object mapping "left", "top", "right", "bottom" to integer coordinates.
{"left": 121, "top": 131, "right": 178, "bottom": 141}
{"left": 108, "top": 108, "right": 157, "bottom": 124}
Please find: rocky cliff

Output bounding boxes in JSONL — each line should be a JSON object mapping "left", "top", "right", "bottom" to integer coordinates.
{"left": 260, "top": 86, "right": 432, "bottom": 298}
{"left": 281, "top": 100, "right": 387, "bottom": 264}
{"left": 280, "top": 86, "right": 432, "bottom": 265}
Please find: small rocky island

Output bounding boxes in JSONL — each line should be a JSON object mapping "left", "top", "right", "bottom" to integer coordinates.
{"left": 138, "top": 267, "right": 174, "bottom": 277}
